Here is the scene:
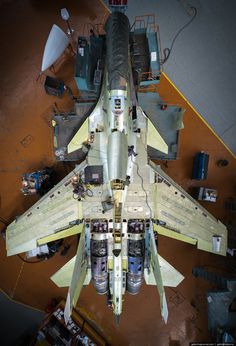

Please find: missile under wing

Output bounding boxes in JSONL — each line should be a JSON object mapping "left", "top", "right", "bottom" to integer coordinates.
{"left": 6, "top": 12, "right": 227, "bottom": 324}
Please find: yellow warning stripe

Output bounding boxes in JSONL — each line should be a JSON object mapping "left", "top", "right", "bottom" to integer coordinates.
{"left": 162, "top": 72, "right": 236, "bottom": 159}
{"left": 11, "top": 259, "right": 25, "bottom": 299}
{"left": 97, "top": 0, "right": 111, "bottom": 13}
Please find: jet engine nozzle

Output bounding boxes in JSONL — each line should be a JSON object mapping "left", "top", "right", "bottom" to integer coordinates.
{"left": 127, "top": 256, "right": 144, "bottom": 294}
{"left": 127, "top": 220, "right": 145, "bottom": 294}
{"left": 91, "top": 238, "right": 108, "bottom": 294}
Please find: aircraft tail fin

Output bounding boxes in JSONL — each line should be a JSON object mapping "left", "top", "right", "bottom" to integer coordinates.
{"left": 148, "top": 224, "right": 169, "bottom": 323}
{"left": 62, "top": 225, "right": 88, "bottom": 323}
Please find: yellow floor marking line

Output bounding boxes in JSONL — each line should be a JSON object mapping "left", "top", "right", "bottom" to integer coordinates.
{"left": 162, "top": 72, "right": 236, "bottom": 159}
{"left": 11, "top": 258, "right": 25, "bottom": 299}
{"left": 98, "top": 0, "right": 111, "bottom": 13}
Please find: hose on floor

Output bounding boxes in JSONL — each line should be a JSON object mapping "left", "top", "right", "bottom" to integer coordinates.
{"left": 161, "top": 6, "right": 197, "bottom": 65}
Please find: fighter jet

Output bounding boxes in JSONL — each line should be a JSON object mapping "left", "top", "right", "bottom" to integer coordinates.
{"left": 6, "top": 12, "right": 227, "bottom": 325}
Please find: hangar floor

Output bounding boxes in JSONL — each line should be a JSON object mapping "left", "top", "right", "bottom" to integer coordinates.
{"left": 0, "top": 1, "right": 236, "bottom": 345}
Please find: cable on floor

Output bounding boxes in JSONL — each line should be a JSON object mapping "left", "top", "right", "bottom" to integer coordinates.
{"left": 17, "top": 254, "right": 45, "bottom": 264}
{"left": 161, "top": 6, "right": 197, "bottom": 65}
{"left": 131, "top": 156, "right": 153, "bottom": 218}
{"left": 11, "top": 257, "right": 25, "bottom": 299}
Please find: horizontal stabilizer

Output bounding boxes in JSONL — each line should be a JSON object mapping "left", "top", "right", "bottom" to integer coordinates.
{"left": 51, "top": 256, "right": 76, "bottom": 287}
{"left": 67, "top": 118, "right": 89, "bottom": 154}
{"left": 144, "top": 254, "right": 184, "bottom": 287}
{"left": 51, "top": 256, "right": 91, "bottom": 288}
{"left": 147, "top": 118, "right": 168, "bottom": 154}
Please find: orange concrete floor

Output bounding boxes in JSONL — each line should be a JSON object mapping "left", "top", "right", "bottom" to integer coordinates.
{"left": 0, "top": 1, "right": 236, "bottom": 345}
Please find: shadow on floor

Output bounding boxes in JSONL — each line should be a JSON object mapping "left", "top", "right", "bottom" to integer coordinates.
{"left": 0, "top": 290, "right": 44, "bottom": 346}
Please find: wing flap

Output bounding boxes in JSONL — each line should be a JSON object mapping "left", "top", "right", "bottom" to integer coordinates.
{"left": 150, "top": 162, "right": 227, "bottom": 256}
{"left": 154, "top": 224, "right": 197, "bottom": 246}
{"left": 37, "top": 224, "right": 83, "bottom": 246}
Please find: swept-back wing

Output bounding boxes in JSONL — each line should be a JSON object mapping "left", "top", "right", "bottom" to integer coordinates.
{"left": 6, "top": 161, "right": 87, "bottom": 256}
{"left": 149, "top": 162, "right": 227, "bottom": 256}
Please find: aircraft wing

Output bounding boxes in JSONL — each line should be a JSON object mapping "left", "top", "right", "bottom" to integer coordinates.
{"left": 6, "top": 160, "right": 87, "bottom": 256}
{"left": 149, "top": 161, "right": 227, "bottom": 256}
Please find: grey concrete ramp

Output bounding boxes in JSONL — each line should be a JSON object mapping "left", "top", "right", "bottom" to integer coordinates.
{"left": 104, "top": 0, "right": 236, "bottom": 157}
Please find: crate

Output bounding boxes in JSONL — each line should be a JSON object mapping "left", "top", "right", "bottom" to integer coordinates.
{"left": 44, "top": 76, "right": 64, "bottom": 97}
{"left": 192, "top": 152, "right": 209, "bottom": 180}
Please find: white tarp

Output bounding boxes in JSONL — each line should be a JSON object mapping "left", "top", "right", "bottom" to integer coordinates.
{"left": 41, "top": 24, "right": 69, "bottom": 72}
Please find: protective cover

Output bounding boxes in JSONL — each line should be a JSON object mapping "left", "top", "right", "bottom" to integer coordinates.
{"left": 41, "top": 24, "right": 69, "bottom": 72}
{"left": 104, "top": 12, "right": 130, "bottom": 90}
